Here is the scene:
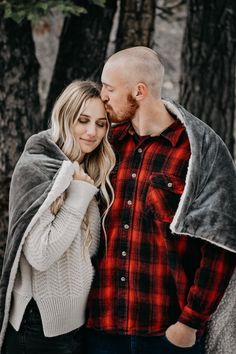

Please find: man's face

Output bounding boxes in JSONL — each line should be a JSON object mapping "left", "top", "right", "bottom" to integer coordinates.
{"left": 100, "top": 63, "right": 139, "bottom": 123}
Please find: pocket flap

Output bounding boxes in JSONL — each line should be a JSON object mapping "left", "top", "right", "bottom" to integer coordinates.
{"left": 150, "top": 173, "right": 185, "bottom": 194}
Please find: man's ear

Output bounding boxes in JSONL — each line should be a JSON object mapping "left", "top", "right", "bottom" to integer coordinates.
{"left": 134, "top": 82, "right": 148, "bottom": 100}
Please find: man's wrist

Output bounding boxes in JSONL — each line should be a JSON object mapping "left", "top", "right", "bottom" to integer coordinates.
{"left": 176, "top": 321, "right": 197, "bottom": 333}
{"left": 179, "top": 305, "right": 209, "bottom": 330}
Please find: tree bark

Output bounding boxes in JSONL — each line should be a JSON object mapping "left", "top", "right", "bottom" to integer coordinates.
{"left": 115, "top": 0, "right": 156, "bottom": 51}
{"left": 44, "top": 0, "right": 117, "bottom": 126}
{"left": 0, "top": 16, "right": 42, "bottom": 270}
{"left": 179, "top": 0, "right": 236, "bottom": 156}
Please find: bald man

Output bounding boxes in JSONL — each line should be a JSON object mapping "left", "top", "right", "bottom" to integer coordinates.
{"left": 85, "top": 47, "right": 236, "bottom": 354}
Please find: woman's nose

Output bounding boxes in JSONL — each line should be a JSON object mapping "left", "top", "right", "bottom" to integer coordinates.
{"left": 86, "top": 124, "right": 96, "bottom": 136}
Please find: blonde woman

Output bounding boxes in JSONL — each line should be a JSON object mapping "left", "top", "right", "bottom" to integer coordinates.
{"left": 0, "top": 81, "right": 115, "bottom": 354}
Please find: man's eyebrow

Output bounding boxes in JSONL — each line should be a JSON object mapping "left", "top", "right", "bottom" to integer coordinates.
{"left": 102, "top": 82, "right": 113, "bottom": 88}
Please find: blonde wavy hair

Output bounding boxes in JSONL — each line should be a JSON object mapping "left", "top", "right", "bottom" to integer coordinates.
{"left": 50, "top": 80, "right": 115, "bottom": 248}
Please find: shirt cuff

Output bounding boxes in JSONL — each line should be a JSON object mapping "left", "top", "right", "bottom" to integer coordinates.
{"left": 64, "top": 180, "right": 98, "bottom": 215}
{"left": 178, "top": 305, "right": 210, "bottom": 330}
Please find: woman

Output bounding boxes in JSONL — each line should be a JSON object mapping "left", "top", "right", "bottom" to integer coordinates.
{"left": 0, "top": 81, "right": 115, "bottom": 353}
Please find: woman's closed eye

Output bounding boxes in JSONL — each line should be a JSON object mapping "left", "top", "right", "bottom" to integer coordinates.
{"left": 78, "top": 116, "right": 107, "bottom": 128}
{"left": 78, "top": 117, "right": 89, "bottom": 124}
{"left": 96, "top": 121, "right": 107, "bottom": 128}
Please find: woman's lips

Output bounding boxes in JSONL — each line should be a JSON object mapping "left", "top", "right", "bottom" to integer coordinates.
{"left": 80, "top": 139, "right": 96, "bottom": 143}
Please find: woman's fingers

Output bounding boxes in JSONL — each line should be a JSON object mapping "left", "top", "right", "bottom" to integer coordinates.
{"left": 72, "top": 162, "right": 94, "bottom": 184}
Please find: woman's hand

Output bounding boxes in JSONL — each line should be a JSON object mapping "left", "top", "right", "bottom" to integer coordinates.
{"left": 73, "top": 161, "right": 94, "bottom": 185}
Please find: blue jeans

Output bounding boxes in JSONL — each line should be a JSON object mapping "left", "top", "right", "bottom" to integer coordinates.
{"left": 86, "top": 328, "right": 205, "bottom": 354}
{"left": 2, "top": 300, "right": 85, "bottom": 354}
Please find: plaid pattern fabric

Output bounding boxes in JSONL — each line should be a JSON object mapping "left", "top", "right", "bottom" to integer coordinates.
{"left": 86, "top": 119, "right": 236, "bottom": 335}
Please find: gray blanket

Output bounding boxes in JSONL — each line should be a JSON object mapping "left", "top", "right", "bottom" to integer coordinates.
{"left": 0, "top": 130, "right": 75, "bottom": 347}
{"left": 167, "top": 101, "right": 236, "bottom": 252}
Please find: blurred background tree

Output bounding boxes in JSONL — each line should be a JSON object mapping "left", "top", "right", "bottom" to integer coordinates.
{"left": 0, "top": 0, "right": 235, "bottom": 270}
{"left": 0, "top": 11, "right": 42, "bottom": 268}
{"left": 179, "top": 0, "right": 236, "bottom": 155}
{"left": 115, "top": 0, "right": 156, "bottom": 50}
{"left": 44, "top": 0, "right": 117, "bottom": 126}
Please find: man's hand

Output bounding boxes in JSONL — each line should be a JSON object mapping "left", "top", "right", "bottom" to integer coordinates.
{"left": 165, "top": 322, "right": 197, "bottom": 348}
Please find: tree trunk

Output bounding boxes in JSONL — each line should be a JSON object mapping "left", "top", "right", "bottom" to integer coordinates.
{"left": 179, "top": 0, "right": 236, "bottom": 156}
{"left": 115, "top": 0, "right": 156, "bottom": 51}
{"left": 44, "top": 0, "right": 117, "bottom": 125}
{"left": 0, "top": 16, "right": 42, "bottom": 270}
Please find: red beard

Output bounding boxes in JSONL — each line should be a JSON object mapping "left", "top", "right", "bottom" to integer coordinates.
{"left": 105, "top": 94, "right": 139, "bottom": 122}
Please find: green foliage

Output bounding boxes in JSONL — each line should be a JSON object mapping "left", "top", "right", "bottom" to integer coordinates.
{"left": 0, "top": 0, "right": 106, "bottom": 24}
{"left": 92, "top": 0, "right": 106, "bottom": 5}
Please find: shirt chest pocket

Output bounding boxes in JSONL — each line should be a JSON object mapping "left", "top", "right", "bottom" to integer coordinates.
{"left": 146, "top": 173, "right": 185, "bottom": 223}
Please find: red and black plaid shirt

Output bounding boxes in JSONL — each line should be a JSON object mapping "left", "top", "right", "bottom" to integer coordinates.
{"left": 86, "top": 119, "right": 236, "bottom": 335}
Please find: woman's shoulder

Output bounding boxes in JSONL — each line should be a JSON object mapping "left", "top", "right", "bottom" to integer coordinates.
{"left": 24, "top": 129, "right": 52, "bottom": 154}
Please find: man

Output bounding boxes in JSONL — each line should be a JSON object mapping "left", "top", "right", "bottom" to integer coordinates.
{"left": 86, "top": 46, "right": 236, "bottom": 354}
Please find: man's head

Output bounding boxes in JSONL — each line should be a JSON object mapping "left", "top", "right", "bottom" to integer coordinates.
{"left": 101, "top": 46, "right": 165, "bottom": 122}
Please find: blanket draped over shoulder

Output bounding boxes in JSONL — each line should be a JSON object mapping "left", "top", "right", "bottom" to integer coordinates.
{"left": 0, "top": 129, "right": 75, "bottom": 348}
{"left": 0, "top": 101, "right": 236, "bottom": 353}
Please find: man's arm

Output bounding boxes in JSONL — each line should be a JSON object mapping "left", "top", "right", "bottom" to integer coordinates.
{"left": 166, "top": 241, "right": 236, "bottom": 347}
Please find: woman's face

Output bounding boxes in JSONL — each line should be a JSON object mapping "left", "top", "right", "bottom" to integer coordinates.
{"left": 73, "top": 98, "right": 107, "bottom": 159}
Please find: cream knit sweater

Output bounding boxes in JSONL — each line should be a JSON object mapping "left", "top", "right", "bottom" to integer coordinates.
{"left": 9, "top": 180, "right": 100, "bottom": 337}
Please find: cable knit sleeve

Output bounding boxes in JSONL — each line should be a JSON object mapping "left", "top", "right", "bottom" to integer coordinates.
{"left": 23, "top": 180, "right": 98, "bottom": 271}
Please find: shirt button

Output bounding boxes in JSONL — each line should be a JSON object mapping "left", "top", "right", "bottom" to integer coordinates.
{"left": 138, "top": 148, "right": 142, "bottom": 153}
{"left": 124, "top": 224, "right": 129, "bottom": 229}
{"left": 127, "top": 200, "right": 132, "bottom": 205}
{"left": 132, "top": 173, "right": 136, "bottom": 178}
{"left": 122, "top": 251, "right": 127, "bottom": 257}
{"left": 167, "top": 182, "right": 173, "bottom": 188}
{"left": 121, "top": 277, "right": 126, "bottom": 282}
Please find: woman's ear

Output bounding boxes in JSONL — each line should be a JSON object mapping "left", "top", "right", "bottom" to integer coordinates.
{"left": 134, "top": 82, "right": 148, "bottom": 101}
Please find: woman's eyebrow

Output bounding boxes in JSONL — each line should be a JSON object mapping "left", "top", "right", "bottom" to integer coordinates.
{"left": 80, "top": 114, "right": 107, "bottom": 120}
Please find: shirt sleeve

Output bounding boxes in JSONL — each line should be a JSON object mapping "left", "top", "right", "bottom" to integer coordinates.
{"left": 23, "top": 180, "right": 98, "bottom": 271}
{"left": 178, "top": 241, "right": 236, "bottom": 330}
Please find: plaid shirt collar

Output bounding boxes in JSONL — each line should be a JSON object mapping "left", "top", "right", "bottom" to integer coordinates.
{"left": 115, "top": 119, "right": 184, "bottom": 147}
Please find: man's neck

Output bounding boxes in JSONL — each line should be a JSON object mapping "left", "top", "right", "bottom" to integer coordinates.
{"left": 131, "top": 99, "right": 175, "bottom": 137}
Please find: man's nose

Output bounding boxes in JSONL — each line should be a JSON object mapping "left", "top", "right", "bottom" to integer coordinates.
{"left": 101, "top": 86, "right": 109, "bottom": 103}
